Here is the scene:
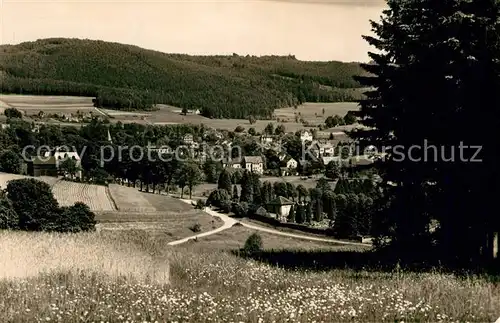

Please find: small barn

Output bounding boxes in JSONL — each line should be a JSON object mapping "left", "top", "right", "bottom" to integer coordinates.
{"left": 27, "top": 156, "right": 58, "bottom": 177}
{"left": 267, "top": 196, "right": 294, "bottom": 222}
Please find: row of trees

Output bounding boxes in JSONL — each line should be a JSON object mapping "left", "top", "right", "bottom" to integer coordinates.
{"left": 208, "top": 167, "right": 380, "bottom": 238}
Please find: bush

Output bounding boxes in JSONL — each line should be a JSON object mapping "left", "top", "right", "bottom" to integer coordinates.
{"left": 189, "top": 223, "right": 202, "bottom": 233}
{"left": 4, "top": 107, "right": 22, "bottom": 119}
{"left": 220, "top": 199, "right": 232, "bottom": 213}
{"left": 5, "top": 178, "right": 95, "bottom": 232}
{"left": 194, "top": 199, "right": 205, "bottom": 210}
{"left": 234, "top": 126, "right": 245, "bottom": 133}
{"left": 57, "top": 202, "right": 97, "bottom": 233}
{"left": 232, "top": 202, "right": 249, "bottom": 218}
{"left": 206, "top": 189, "right": 230, "bottom": 208}
{"left": 0, "top": 197, "right": 19, "bottom": 230}
{"left": 7, "top": 179, "right": 60, "bottom": 231}
{"left": 243, "top": 233, "right": 263, "bottom": 254}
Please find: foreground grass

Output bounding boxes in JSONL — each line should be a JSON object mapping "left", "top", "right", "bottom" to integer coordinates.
{"left": 0, "top": 230, "right": 498, "bottom": 322}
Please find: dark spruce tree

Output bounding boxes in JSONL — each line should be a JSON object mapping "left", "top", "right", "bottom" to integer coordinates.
{"left": 353, "top": 0, "right": 500, "bottom": 266}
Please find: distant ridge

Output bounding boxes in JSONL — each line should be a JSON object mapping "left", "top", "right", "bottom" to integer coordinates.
{"left": 0, "top": 38, "right": 368, "bottom": 119}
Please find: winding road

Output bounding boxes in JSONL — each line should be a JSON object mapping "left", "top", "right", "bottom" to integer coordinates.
{"left": 167, "top": 199, "right": 371, "bottom": 247}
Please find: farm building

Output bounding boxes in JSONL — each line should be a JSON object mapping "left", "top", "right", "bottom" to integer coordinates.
{"left": 28, "top": 149, "right": 82, "bottom": 178}
{"left": 243, "top": 156, "right": 264, "bottom": 175}
{"left": 267, "top": 196, "right": 294, "bottom": 222}
{"left": 27, "top": 156, "right": 58, "bottom": 177}
{"left": 260, "top": 135, "right": 276, "bottom": 146}
{"left": 299, "top": 130, "right": 313, "bottom": 143}
{"left": 311, "top": 142, "right": 335, "bottom": 158}
{"left": 222, "top": 157, "right": 242, "bottom": 169}
{"left": 279, "top": 155, "right": 298, "bottom": 176}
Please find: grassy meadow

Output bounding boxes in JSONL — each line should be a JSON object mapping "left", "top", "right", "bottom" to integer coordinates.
{"left": 0, "top": 229, "right": 498, "bottom": 322}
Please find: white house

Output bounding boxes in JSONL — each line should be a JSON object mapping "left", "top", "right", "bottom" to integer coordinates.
{"left": 299, "top": 130, "right": 313, "bottom": 143}
{"left": 285, "top": 156, "right": 298, "bottom": 169}
{"left": 267, "top": 196, "right": 294, "bottom": 222}
{"left": 42, "top": 149, "right": 82, "bottom": 179}
{"left": 260, "top": 135, "right": 275, "bottom": 146}
{"left": 319, "top": 143, "right": 335, "bottom": 156}
{"left": 310, "top": 142, "right": 335, "bottom": 158}
{"left": 243, "top": 156, "right": 264, "bottom": 174}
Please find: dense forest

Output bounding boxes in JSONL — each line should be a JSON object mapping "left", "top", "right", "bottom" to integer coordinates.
{"left": 0, "top": 38, "right": 368, "bottom": 118}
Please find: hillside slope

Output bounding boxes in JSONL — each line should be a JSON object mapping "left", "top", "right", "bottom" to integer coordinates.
{"left": 0, "top": 38, "right": 368, "bottom": 118}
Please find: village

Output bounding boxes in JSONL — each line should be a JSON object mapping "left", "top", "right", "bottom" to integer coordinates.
{"left": 3, "top": 107, "right": 382, "bottom": 241}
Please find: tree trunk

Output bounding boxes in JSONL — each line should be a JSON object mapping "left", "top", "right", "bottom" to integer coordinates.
{"left": 180, "top": 186, "right": 184, "bottom": 199}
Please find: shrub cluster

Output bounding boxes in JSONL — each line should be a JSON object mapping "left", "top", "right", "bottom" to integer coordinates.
{"left": 0, "top": 178, "right": 96, "bottom": 232}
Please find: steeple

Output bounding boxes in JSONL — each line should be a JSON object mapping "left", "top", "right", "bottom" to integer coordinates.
{"left": 107, "top": 129, "right": 113, "bottom": 143}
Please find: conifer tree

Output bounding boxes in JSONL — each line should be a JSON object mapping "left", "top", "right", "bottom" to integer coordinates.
{"left": 353, "top": 0, "right": 500, "bottom": 264}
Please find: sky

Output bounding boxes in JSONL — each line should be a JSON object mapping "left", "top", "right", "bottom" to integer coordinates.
{"left": 0, "top": 0, "right": 386, "bottom": 62}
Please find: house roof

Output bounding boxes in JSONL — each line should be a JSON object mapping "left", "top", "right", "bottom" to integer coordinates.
{"left": 244, "top": 156, "right": 263, "bottom": 164}
{"left": 255, "top": 206, "right": 268, "bottom": 217}
{"left": 32, "top": 156, "right": 57, "bottom": 165}
{"left": 222, "top": 157, "right": 242, "bottom": 164}
{"left": 45, "top": 151, "right": 81, "bottom": 160}
{"left": 268, "top": 196, "right": 294, "bottom": 206}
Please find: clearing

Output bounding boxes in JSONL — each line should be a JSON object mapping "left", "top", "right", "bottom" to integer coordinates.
{"left": 0, "top": 94, "right": 95, "bottom": 115}
{"left": 0, "top": 95, "right": 363, "bottom": 135}
{"left": 98, "top": 186, "right": 224, "bottom": 241}
{"left": 178, "top": 224, "right": 369, "bottom": 252}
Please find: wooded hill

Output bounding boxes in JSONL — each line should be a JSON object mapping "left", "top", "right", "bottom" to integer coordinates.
{"left": 0, "top": 38, "right": 368, "bottom": 118}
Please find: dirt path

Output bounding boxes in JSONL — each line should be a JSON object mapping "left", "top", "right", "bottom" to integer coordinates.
{"left": 167, "top": 199, "right": 370, "bottom": 247}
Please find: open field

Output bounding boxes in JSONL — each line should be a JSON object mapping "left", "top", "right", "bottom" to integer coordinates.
{"left": 108, "top": 184, "right": 157, "bottom": 212}
{"left": 97, "top": 188, "right": 224, "bottom": 240}
{"left": 275, "top": 102, "right": 359, "bottom": 121}
{"left": 0, "top": 94, "right": 95, "bottom": 115}
{"left": 0, "top": 172, "right": 60, "bottom": 190}
{"left": 0, "top": 230, "right": 170, "bottom": 283}
{"left": 179, "top": 225, "right": 367, "bottom": 253}
{"left": 98, "top": 108, "right": 150, "bottom": 117}
{"left": 111, "top": 103, "right": 361, "bottom": 133}
{"left": 0, "top": 229, "right": 498, "bottom": 322}
{"left": 0, "top": 95, "right": 364, "bottom": 135}
{"left": 52, "top": 180, "right": 116, "bottom": 211}
{"left": 95, "top": 214, "right": 223, "bottom": 242}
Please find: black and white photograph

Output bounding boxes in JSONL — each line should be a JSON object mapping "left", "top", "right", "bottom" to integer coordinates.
{"left": 0, "top": 0, "right": 499, "bottom": 322}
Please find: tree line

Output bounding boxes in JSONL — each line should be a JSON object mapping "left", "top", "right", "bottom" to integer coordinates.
{"left": 207, "top": 167, "right": 381, "bottom": 239}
